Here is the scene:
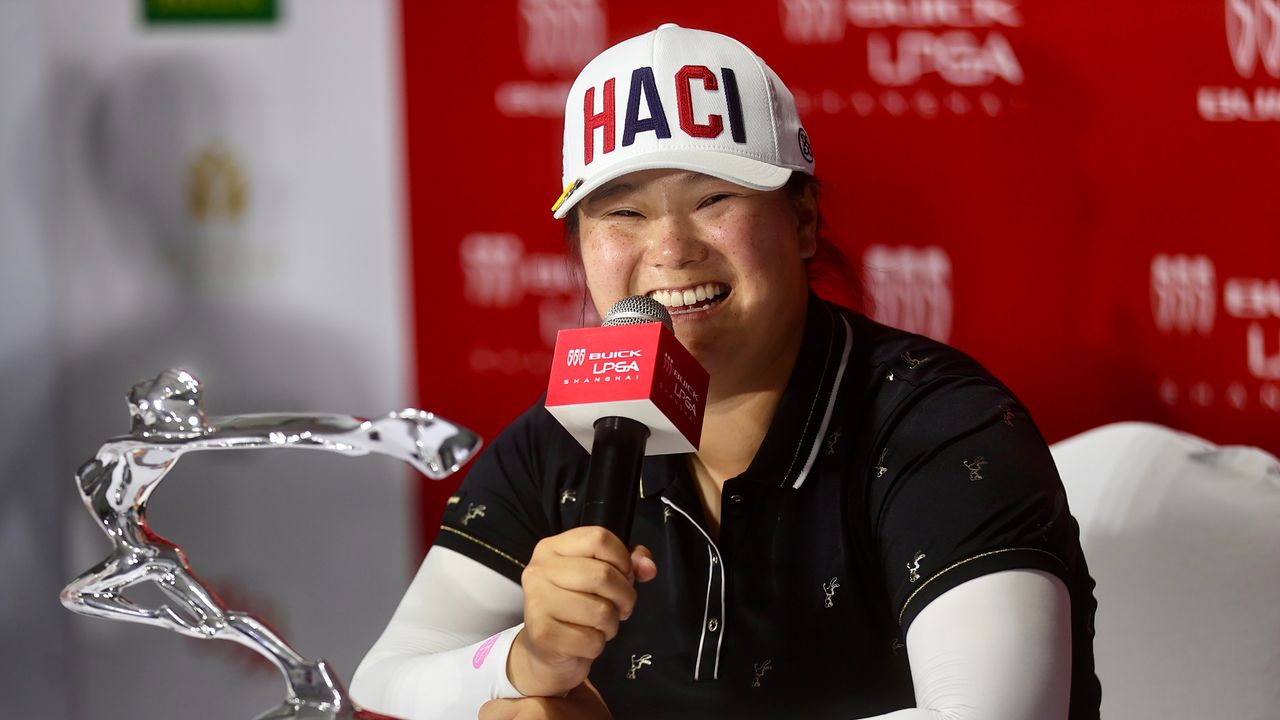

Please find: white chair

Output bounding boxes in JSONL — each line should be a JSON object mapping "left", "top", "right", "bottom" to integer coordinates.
{"left": 1050, "top": 422, "right": 1280, "bottom": 720}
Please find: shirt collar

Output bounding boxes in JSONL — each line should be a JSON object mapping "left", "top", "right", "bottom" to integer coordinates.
{"left": 640, "top": 295, "right": 853, "bottom": 498}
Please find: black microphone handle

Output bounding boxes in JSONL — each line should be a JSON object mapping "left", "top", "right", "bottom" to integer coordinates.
{"left": 581, "top": 416, "right": 650, "bottom": 543}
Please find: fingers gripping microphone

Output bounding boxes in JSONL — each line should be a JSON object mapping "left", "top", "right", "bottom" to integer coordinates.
{"left": 545, "top": 296, "right": 709, "bottom": 542}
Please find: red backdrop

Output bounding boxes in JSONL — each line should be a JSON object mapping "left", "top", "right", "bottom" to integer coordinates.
{"left": 402, "top": 0, "right": 1280, "bottom": 550}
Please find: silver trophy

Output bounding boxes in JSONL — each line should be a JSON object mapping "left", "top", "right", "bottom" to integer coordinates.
{"left": 61, "top": 368, "right": 481, "bottom": 719}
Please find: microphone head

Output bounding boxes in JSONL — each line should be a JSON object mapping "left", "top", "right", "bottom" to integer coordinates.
{"left": 603, "top": 295, "right": 673, "bottom": 333}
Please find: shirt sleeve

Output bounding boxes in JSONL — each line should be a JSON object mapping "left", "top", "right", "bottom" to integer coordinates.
{"left": 867, "top": 376, "right": 1075, "bottom": 633}
{"left": 434, "top": 401, "right": 584, "bottom": 584}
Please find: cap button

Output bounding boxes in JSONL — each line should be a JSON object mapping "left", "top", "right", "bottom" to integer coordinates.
{"left": 657, "top": 23, "right": 680, "bottom": 30}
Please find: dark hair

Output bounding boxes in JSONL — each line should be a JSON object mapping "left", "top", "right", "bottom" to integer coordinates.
{"left": 561, "top": 172, "right": 863, "bottom": 312}
{"left": 782, "top": 173, "right": 862, "bottom": 311}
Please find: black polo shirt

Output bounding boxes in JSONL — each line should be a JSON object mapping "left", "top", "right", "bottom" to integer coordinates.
{"left": 437, "top": 297, "right": 1101, "bottom": 719}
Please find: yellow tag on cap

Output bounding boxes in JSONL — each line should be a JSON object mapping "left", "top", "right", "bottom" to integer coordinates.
{"left": 551, "top": 178, "right": 583, "bottom": 214}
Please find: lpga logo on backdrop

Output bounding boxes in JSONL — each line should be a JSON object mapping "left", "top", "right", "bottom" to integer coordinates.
{"left": 1226, "top": 0, "right": 1280, "bottom": 78}
{"left": 1198, "top": 0, "right": 1280, "bottom": 120}
{"left": 780, "top": 0, "right": 847, "bottom": 44}
{"left": 1150, "top": 253, "right": 1280, "bottom": 412}
{"left": 460, "top": 232, "right": 579, "bottom": 309}
{"left": 863, "top": 245, "right": 954, "bottom": 343}
{"left": 461, "top": 233, "right": 524, "bottom": 308}
{"left": 1150, "top": 254, "right": 1217, "bottom": 336}
{"left": 499, "top": 0, "right": 607, "bottom": 117}
{"left": 518, "top": 0, "right": 606, "bottom": 75}
{"left": 461, "top": 232, "right": 593, "bottom": 375}
{"left": 779, "top": 0, "right": 1025, "bottom": 119}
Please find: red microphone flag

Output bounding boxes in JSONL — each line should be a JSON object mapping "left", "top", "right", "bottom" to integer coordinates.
{"left": 546, "top": 322, "right": 708, "bottom": 454}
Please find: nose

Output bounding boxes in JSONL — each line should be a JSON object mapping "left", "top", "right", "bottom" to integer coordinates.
{"left": 644, "top": 216, "right": 708, "bottom": 269}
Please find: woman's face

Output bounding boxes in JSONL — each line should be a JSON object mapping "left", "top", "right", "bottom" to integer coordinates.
{"left": 575, "top": 169, "right": 817, "bottom": 386}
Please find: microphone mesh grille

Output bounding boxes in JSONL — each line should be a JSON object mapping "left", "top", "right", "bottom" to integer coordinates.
{"left": 603, "top": 295, "right": 674, "bottom": 333}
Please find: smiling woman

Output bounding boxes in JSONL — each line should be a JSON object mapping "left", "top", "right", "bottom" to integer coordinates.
{"left": 353, "top": 23, "right": 1101, "bottom": 720}
{"left": 561, "top": 152, "right": 856, "bottom": 320}
{"left": 572, "top": 168, "right": 814, "bottom": 396}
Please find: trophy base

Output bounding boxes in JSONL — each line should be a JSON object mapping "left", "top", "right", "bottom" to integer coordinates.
{"left": 254, "top": 660, "right": 399, "bottom": 720}
{"left": 254, "top": 700, "right": 398, "bottom": 720}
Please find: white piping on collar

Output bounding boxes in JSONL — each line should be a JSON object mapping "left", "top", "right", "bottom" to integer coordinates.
{"left": 695, "top": 545, "right": 714, "bottom": 680}
{"left": 780, "top": 310, "right": 838, "bottom": 483}
{"left": 660, "top": 496, "right": 725, "bottom": 680}
{"left": 713, "top": 544, "right": 726, "bottom": 678}
{"left": 791, "top": 315, "right": 853, "bottom": 490}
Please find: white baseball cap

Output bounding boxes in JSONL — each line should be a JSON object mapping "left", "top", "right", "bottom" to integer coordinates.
{"left": 552, "top": 23, "right": 814, "bottom": 218}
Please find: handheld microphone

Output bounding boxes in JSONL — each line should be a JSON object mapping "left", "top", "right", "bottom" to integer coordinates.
{"left": 545, "top": 295, "right": 709, "bottom": 542}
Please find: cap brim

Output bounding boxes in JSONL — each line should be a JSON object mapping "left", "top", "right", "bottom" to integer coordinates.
{"left": 552, "top": 150, "right": 794, "bottom": 219}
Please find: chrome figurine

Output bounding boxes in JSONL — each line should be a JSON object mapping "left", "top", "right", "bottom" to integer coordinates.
{"left": 61, "top": 368, "right": 481, "bottom": 719}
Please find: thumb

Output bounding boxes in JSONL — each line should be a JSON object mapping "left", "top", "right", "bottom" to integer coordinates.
{"left": 629, "top": 544, "right": 657, "bottom": 583}
{"left": 478, "top": 698, "right": 520, "bottom": 720}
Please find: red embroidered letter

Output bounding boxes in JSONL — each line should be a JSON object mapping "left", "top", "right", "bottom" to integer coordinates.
{"left": 675, "top": 66, "right": 723, "bottom": 139}
{"left": 583, "top": 78, "right": 616, "bottom": 165}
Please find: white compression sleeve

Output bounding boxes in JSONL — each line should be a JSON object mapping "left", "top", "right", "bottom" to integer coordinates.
{"left": 351, "top": 554, "right": 1070, "bottom": 719}
{"left": 865, "top": 569, "right": 1073, "bottom": 720}
{"left": 350, "top": 546, "right": 527, "bottom": 719}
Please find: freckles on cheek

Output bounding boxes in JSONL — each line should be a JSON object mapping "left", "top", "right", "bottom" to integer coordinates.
{"left": 582, "top": 237, "right": 633, "bottom": 297}
{"left": 715, "top": 209, "right": 782, "bottom": 263}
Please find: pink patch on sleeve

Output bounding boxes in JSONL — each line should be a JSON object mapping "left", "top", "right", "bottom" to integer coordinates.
{"left": 472, "top": 632, "right": 501, "bottom": 669}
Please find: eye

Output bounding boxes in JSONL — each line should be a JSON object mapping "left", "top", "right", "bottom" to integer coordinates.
{"left": 607, "top": 208, "right": 643, "bottom": 219}
{"left": 698, "top": 193, "right": 732, "bottom": 209}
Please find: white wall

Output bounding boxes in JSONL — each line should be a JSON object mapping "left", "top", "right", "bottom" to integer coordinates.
{"left": 0, "top": 1, "right": 70, "bottom": 717}
{"left": 0, "top": 2, "right": 416, "bottom": 717}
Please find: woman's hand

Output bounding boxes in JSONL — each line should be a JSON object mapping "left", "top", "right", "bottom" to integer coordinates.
{"left": 507, "top": 526, "right": 657, "bottom": 698}
{"left": 479, "top": 682, "right": 613, "bottom": 720}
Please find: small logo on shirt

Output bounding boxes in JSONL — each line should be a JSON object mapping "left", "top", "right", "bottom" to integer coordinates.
{"left": 627, "top": 653, "right": 652, "bottom": 680}
{"left": 964, "top": 456, "right": 988, "bottom": 482}
{"left": 901, "top": 352, "right": 931, "bottom": 371}
{"left": 823, "top": 577, "right": 841, "bottom": 608}
{"left": 824, "top": 428, "right": 842, "bottom": 456}
{"left": 1038, "top": 518, "right": 1057, "bottom": 538}
{"left": 874, "top": 448, "right": 889, "bottom": 478}
{"left": 908, "top": 552, "right": 927, "bottom": 583}
{"left": 999, "top": 404, "right": 1015, "bottom": 427}
{"left": 560, "top": 489, "right": 577, "bottom": 504}
{"left": 663, "top": 506, "right": 673, "bottom": 523}
{"left": 462, "top": 503, "right": 487, "bottom": 525}
{"left": 752, "top": 659, "right": 773, "bottom": 687}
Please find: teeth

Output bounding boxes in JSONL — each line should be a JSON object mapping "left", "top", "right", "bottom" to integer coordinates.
{"left": 647, "top": 283, "right": 726, "bottom": 309}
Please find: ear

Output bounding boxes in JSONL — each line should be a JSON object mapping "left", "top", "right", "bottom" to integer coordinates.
{"left": 793, "top": 180, "right": 819, "bottom": 260}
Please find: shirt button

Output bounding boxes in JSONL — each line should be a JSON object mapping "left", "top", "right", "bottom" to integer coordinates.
{"left": 708, "top": 618, "right": 719, "bottom": 632}
{"left": 710, "top": 554, "right": 718, "bottom": 565}
{"left": 729, "top": 494, "right": 744, "bottom": 503}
